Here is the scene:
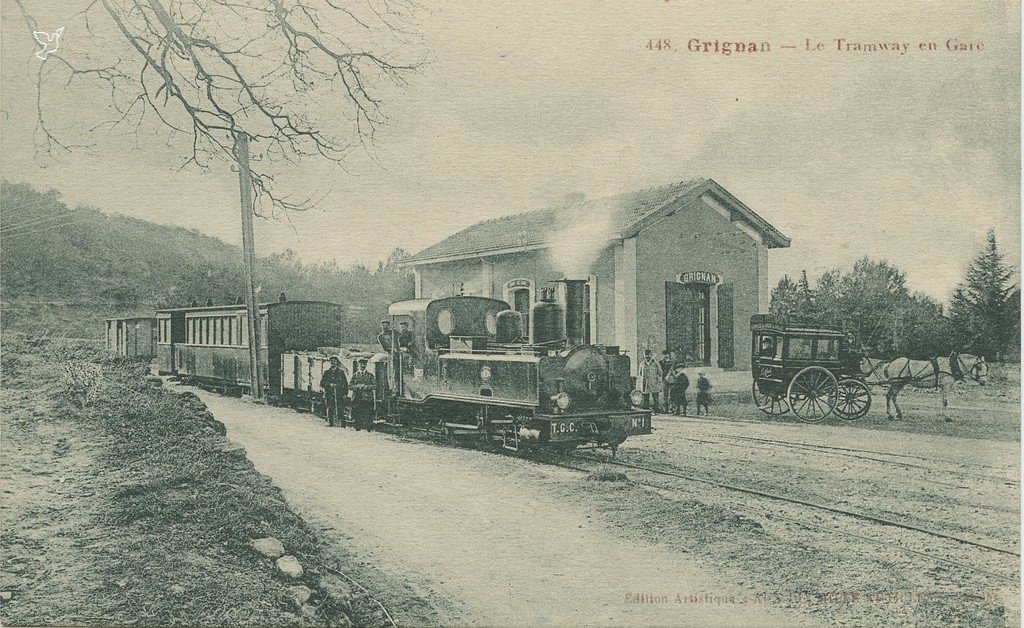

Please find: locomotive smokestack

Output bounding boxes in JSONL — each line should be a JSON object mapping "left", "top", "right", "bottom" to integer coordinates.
{"left": 561, "top": 279, "right": 589, "bottom": 347}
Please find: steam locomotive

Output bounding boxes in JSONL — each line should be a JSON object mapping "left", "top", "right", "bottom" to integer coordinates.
{"left": 372, "top": 279, "right": 652, "bottom": 456}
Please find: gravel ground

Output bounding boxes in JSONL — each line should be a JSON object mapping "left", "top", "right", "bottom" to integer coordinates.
{"left": 181, "top": 384, "right": 816, "bottom": 627}
{"left": 177, "top": 378, "right": 1019, "bottom": 627}
{"left": 588, "top": 412, "right": 1020, "bottom": 625}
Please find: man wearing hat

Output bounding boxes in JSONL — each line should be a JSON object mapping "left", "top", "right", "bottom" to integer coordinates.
{"left": 377, "top": 320, "right": 394, "bottom": 352}
{"left": 320, "top": 356, "right": 349, "bottom": 427}
{"left": 396, "top": 321, "right": 414, "bottom": 353}
{"left": 638, "top": 349, "right": 664, "bottom": 412}
{"left": 349, "top": 357, "right": 376, "bottom": 431}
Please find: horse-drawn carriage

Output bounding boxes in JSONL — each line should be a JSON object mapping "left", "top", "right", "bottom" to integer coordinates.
{"left": 750, "top": 314, "right": 872, "bottom": 422}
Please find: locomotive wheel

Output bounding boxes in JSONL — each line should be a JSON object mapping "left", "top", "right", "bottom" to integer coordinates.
{"left": 787, "top": 366, "right": 838, "bottom": 423}
{"left": 835, "top": 379, "right": 871, "bottom": 421}
{"left": 752, "top": 381, "right": 789, "bottom": 416}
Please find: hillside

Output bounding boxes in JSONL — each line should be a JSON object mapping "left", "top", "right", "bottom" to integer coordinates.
{"left": 0, "top": 181, "right": 414, "bottom": 339}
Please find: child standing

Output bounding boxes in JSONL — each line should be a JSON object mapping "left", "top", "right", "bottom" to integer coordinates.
{"left": 696, "top": 372, "right": 712, "bottom": 416}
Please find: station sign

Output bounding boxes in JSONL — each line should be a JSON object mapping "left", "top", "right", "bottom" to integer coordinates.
{"left": 677, "top": 271, "right": 722, "bottom": 285}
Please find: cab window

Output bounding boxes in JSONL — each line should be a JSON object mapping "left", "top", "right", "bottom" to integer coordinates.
{"left": 758, "top": 335, "right": 776, "bottom": 357}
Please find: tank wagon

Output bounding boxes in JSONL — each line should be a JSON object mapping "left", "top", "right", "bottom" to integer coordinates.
{"left": 374, "top": 280, "right": 652, "bottom": 456}
{"left": 155, "top": 300, "right": 345, "bottom": 396}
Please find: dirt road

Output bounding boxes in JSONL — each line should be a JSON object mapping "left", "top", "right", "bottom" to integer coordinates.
{"left": 183, "top": 386, "right": 813, "bottom": 627}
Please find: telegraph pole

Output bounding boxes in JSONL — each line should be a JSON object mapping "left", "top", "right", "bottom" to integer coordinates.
{"left": 233, "top": 132, "right": 264, "bottom": 399}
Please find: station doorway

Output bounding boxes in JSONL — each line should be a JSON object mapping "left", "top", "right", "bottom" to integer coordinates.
{"left": 665, "top": 282, "right": 711, "bottom": 365}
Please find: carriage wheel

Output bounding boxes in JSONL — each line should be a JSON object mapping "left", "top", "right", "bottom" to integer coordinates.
{"left": 752, "top": 381, "right": 789, "bottom": 416}
{"left": 835, "top": 379, "right": 871, "bottom": 421}
{"left": 787, "top": 366, "right": 838, "bottom": 423}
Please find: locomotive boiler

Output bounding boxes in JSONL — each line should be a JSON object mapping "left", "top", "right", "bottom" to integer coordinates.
{"left": 374, "top": 280, "right": 652, "bottom": 456}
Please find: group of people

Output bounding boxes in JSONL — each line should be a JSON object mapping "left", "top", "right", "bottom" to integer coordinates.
{"left": 377, "top": 320, "right": 414, "bottom": 354}
{"left": 318, "top": 319, "right": 419, "bottom": 430}
{"left": 319, "top": 355, "right": 377, "bottom": 430}
{"left": 638, "top": 349, "right": 712, "bottom": 415}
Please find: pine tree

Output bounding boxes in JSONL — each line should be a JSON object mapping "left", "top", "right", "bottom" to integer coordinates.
{"left": 950, "top": 230, "right": 1019, "bottom": 359}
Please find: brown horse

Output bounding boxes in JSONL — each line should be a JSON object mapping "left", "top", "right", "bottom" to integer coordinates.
{"left": 860, "top": 353, "right": 989, "bottom": 420}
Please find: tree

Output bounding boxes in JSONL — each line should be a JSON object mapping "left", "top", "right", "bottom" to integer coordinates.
{"left": 14, "top": 0, "right": 419, "bottom": 214}
{"left": 769, "top": 274, "right": 799, "bottom": 318}
{"left": 836, "top": 258, "right": 909, "bottom": 356}
{"left": 949, "top": 230, "right": 1019, "bottom": 359}
{"left": 771, "top": 257, "right": 958, "bottom": 358}
{"left": 14, "top": 0, "right": 420, "bottom": 395}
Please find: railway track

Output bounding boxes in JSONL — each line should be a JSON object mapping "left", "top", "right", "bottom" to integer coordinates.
{"left": 555, "top": 451, "right": 1020, "bottom": 586}
{"left": 667, "top": 432, "right": 1019, "bottom": 486}
{"left": 661, "top": 414, "right": 1019, "bottom": 480}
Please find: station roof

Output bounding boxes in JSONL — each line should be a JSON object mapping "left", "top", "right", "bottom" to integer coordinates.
{"left": 400, "top": 178, "right": 790, "bottom": 267}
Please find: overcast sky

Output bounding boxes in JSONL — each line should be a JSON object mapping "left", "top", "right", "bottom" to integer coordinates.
{"left": 2, "top": 1, "right": 1020, "bottom": 301}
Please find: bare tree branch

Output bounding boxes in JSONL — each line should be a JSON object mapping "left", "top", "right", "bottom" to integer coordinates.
{"left": 16, "top": 0, "right": 422, "bottom": 215}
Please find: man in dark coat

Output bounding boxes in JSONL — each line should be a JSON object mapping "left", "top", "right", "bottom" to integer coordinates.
{"left": 349, "top": 358, "right": 376, "bottom": 431}
{"left": 321, "top": 356, "right": 349, "bottom": 427}
{"left": 665, "top": 352, "right": 689, "bottom": 416}
{"left": 659, "top": 350, "right": 672, "bottom": 382}
{"left": 396, "top": 321, "right": 414, "bottom": 353}
{"left": 377, "top": 320, "right": 394, "bottom": 352}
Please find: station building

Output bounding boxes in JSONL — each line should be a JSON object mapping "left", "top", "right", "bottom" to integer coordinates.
{"left": 399, "top": 178, "right": 790, "bottom": 373}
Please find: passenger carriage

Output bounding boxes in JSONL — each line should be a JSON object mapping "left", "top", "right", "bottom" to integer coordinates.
{"left": 750, "top": 314, "right": 871, "bottom": 422}
{"left": 104, "top": 316, "right": 158, "bottom": 360}
{"left": 156, "top": 300, "right": 345, "bottom": 396}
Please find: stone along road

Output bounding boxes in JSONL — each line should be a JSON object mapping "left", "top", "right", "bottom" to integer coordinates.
{"left": 179, "top": 385, "right": 814, "bottom": 627}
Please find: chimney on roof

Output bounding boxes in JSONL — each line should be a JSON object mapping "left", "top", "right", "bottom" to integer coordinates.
{"left": 206, "top": 298, "right": 214, "bottom": 307}
{"left": 279, "top": 292, "right": 287, "bottom": 303}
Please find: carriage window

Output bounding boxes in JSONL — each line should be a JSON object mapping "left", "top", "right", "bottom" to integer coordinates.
{"left": 817, "top": 338, "right": 838, "bottom": 359}
{"left": 758, "top": 336, "right": 775, "bottom": 357}
{"left": 788, "top": 337, "right": 813, "bottom": 359}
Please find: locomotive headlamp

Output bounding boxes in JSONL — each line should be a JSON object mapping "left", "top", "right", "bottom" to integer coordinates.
{"left": 629, "top": 389, "right": 644, "bottom": 407}
{"left": 480, "top": 366, "right": 492, "bottom": 381}
{"left": 552, "top": 392, "right": 571, "bottom": 410}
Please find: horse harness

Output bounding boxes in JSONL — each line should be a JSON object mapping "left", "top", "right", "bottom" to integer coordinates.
{"left": 882, "top": 354, "right": 964, "bottom": 387}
